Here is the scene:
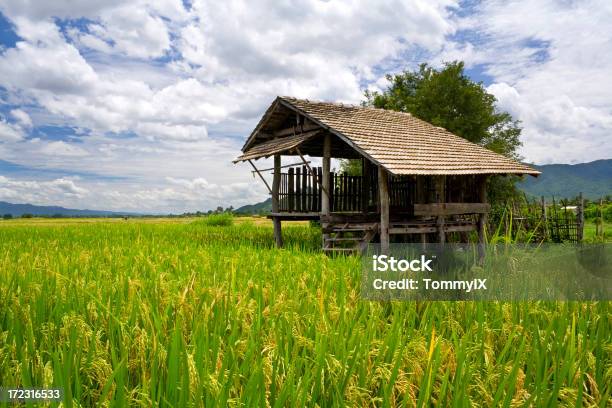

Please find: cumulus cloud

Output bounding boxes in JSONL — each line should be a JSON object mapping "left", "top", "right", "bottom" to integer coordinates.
{"left": 10, "top": 109, "right": 32, "bottom": 128}
{"left": 443, "top": 0, "right": 612, "bottom": 163}
{"left": 39, "top": 141, "right": 89, "bottom": 157}
{"left": 0, "top": 119, "right": 24, "bottom": 142}
{"left": 0, "top": 176, "right": 89, "bottom": 206}
{"left": 0, "top": 0, "right": 609, "bottom": 211}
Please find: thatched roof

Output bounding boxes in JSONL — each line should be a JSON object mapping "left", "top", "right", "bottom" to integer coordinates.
{"left": 235, "top": 96, "right": 540, "bottom": 177}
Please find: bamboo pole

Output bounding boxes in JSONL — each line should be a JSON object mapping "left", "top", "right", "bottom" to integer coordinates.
{"left": 247, "top": 160, "right": 272, "bottom": 194}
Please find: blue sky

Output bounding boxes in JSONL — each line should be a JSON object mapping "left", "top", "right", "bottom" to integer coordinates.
{"left": 0, "top": 0, "right": 610, "bottom": 213}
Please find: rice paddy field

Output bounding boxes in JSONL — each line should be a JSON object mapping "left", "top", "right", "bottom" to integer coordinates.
{"left": 0, "top": 217, "right": 610, "bottom": 407}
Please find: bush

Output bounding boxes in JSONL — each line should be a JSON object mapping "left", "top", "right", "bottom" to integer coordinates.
{"left": 199, "top": 213, "right": 234, "bottom": 227}
{"left": 584, "top": 203, "right": 612, "bottom": 222}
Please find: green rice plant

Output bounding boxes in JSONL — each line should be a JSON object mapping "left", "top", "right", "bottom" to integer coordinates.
{"left": 0, "top": 220, "right": 610, "bottom": 406}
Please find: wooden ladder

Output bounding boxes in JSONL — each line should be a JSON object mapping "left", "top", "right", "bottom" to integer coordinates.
{"left": 323, "top": 222, "right": 378, "bottom": 254}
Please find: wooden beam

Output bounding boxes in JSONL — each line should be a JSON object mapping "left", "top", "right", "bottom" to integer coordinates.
{"left": 272, "top": 155, "right": 283, "bottom": 248}
{"left": 273, "top": 122, "right": 320, "bottom": 137}
{"left": 252, "top": 161, "right": 310, "bottom": 174}
{"left": 248, "top": 160, "right": 272, "bottom": 194}
{"left": 413, "top": 203, "right": 490, "bottom": 216}
{"left": 378, "top": 166, "right": 390, "bottom": 253}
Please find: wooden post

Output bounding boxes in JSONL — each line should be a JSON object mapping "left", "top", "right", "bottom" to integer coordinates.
{"left": 477, "top": 176, "right": 488, "bottom": 260}
{"left": 288, "top": 168, "right": 294, "bottom": 212}
{"left": 436, "top": 176, "right": 446, "bottom": 244}
{"left": 362, "top": 158, "right": 369, "bottom": 214}
{"left": 577, "top": 192, "right": 584, "bottom": 242}
{"left": 416, "top": 176, "right": 427, "bottom": 244}
{"left": 272, "top": 154, "right": 283, "bottom": 248}
{"left": 378, "top": 166, "right": 390, "bottom": 253}
{"left": 321, "top": 134, "right": 331, "bottom": 243}
{"left": 541, "top": 196, "right": 548, "bottom": 240}
{"left": 596, "top": 198, "right": 604, "bottom": 238}
{"left": 301, "top": 165, "right": 307, "bottom": 212}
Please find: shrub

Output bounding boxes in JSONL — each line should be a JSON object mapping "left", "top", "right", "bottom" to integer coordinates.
{"left": 199, "top": 213, "right": 234, "bottom": 227}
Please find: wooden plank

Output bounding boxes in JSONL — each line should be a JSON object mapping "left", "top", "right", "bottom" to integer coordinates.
{"left": 390, "top": 227, "right": 437, "bottom": 234}
{"left": 296, "top": 166, "right": 301, "bottom": 212}
{"left": 302, "top": 165, "right": 307, "bottom": 212}
{"left": 311, "top": 167, "right": 317, "bottom": 212}
{"left": 378, "top": 166, "right": 390, "bottom": 253}
{"left": 414, "top": 203, "right": 491, "bottom": 216}
{"left": 288, "top": 167, "right": 294, "bottom": 212}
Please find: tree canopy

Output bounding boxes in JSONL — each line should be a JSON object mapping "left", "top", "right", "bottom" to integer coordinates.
{"left": 364, "top": 61, "right": 521, "bottom": 159}
{"left": 338, "top": 61, "right": 525, "bottom": 203}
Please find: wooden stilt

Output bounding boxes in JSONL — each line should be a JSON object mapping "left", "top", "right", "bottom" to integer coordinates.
{"left": 272, "top": 154, "right": 283, "bottom": 248}
{"left": 378, "top": 166, "right": 390, "bottom": 253}
{"left": 436, "top": 176, "right": 446, "bottom": 244}
{"left": 321, "top": 134, "right": 331, "bottom": 244}
{"left": 477, "top": 176, "right": 488, "bottom": 260}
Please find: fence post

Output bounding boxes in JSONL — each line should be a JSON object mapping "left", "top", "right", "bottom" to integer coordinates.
{"left": 541, "top": 196, "right": 548, "bottom": 241}
{"left": 577, "top": 192, "right": 584, "bottom": 242}
{"left": 596, "top": 198, "right": 604, "bottom": 238}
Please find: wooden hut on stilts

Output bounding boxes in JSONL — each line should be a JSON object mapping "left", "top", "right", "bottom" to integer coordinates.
{"left": 234, "top": 97, "right": 540, "bottom": 254}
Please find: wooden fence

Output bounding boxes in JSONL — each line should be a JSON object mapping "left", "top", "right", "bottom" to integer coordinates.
{"left": 278, "top": 167, "right": 416, "bottom": 214}
{"left": 490, "top": 194, "right": 585, "bottom": 243}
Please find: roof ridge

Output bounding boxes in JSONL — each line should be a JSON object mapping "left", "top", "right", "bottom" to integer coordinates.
{"left": 280, "top": 95, "right": 413, "bottom": 117}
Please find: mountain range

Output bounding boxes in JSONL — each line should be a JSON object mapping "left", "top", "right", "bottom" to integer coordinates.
{"left": 519, "top": 159, "right": 611, "bottom": 200}
{"left": 0, "top": 201, "right": 138, "bottom": 217}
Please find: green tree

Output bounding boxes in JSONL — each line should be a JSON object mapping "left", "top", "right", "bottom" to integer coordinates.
{"left": 361, "top": 61, "right": 524, "bottom": 204}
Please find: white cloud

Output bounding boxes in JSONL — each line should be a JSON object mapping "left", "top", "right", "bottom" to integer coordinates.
{"left": 85, "top": 7, "right": 172, "bottom": 59}
{"left": 444, "top": 0, "right": 612, "bottom": 164}
{"left": 0, "top": 176, "right": 89, "bottom": 206}
{"left": 39, "top": 141, "right": 90, "bottom": 157}
{"left": 10, "top": 109, "right": 33, "bottom": 128}
{"left": 0, "top": 119, "right": 24, "bottom": 142}
{"left": 0, "top": 0, "right": 609, "bottom": 211}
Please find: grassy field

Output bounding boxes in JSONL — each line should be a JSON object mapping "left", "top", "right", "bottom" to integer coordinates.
{"left": 0, "top": 218, "right": 610, "bottom": 406}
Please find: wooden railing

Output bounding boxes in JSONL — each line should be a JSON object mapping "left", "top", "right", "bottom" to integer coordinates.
{"left": 278, "top": 166, "right": 322, "bottom": 213}
{"left": 278, "top": 168, "right": 418, "bottom": 214}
